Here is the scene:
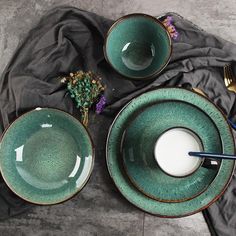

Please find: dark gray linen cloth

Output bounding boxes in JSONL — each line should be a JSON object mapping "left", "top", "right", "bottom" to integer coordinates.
{"left": 0, "top": 6, "right": 236, "bottom": 236}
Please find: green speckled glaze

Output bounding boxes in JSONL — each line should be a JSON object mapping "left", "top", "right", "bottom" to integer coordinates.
{"left": 122, "top": 101, "right": 221, "bottom": 202}
{"left": 104, "top": 14, "right": 172, "bottom": 79}
{"left": 106, "top": 88, "right": 235, "bottom": 217}
{"left": 0, "top": 108, "right": 94, "bottom": 205}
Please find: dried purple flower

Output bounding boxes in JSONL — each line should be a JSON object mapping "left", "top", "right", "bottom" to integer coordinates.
{"left": 96, "top": 95, "right": 106, "bottom": 114}
{"left": 164, "top": 16, "right": 173, "bottom": 26}
{"left": 172, "top": 31, "right": 179, "bottom": 40}
{"left": 162, "top": 16, "right": 179, "bottom": 40}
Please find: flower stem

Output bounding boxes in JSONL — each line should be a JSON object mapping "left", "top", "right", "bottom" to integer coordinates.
{"left": 82, "top": 108, "right": 89, "bottom": 127}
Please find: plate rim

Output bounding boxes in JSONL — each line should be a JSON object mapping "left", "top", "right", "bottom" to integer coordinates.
{"left": 0, "top": 107, "right": 95, "bottom": 205}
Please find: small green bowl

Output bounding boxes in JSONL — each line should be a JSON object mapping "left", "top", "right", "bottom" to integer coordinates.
{"left": 0, "top": 108, "right": 94, "bottom": 205}
{"left": 104, "top": 13, "right": 172, "bottom": 80}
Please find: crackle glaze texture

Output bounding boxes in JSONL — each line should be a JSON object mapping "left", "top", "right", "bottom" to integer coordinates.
{"left": 122, "top": 101, "right": 222, "bottom": 202}
{"left": 105, "top": 14, "right": 171, "bottom": 79}
{"left": 0, "top": 108, "right": 94, "bottom": 204}
{"left": 106, "top": 88, "right": 235, "bottom": 216}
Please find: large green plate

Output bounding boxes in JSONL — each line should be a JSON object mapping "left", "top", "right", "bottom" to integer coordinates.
{"left": 122, "top": 100, "right": 222, "bottom": 202}
{"left": 106, "top": 88, "right": 235, "bottom": 217}
{"left": 0, "top": 108, "right": 94, "bottom": 205}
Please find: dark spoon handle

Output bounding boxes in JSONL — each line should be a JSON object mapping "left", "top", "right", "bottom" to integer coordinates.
{"left": 189, "top": 151, "right": 236, "bottom": 160}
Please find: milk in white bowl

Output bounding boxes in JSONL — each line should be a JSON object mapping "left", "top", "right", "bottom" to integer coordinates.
{"left": 154, "top": 128, "right": 203, "bottom": 177}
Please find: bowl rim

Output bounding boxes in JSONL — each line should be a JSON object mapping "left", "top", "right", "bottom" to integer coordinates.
{"left": 153, "top": 126, "right": 205, "bottom": 178}
{"left": 106, "top": 87, "right": 236, "bottom": 217}
{"left": 0, "top": 107, "right": 95, "bottom": 205}
{"left": 103, "top": 13, "right": 172, "bottom": 80}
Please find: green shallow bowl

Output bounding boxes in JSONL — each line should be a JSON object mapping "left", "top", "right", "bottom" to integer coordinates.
{"left": 122, "top": 100, "right": 221, "bottom": 202}
{"left": 106, "top": 88, "right": 235, "bottom": 217}
{"left": 0, "top": 108, "right": 94, "bottom": 205}
{"left": 104, "top": 13, "right": 172, "bottom": 80}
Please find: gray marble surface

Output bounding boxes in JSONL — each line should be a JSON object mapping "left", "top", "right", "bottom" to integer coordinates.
{"left": 0, "top": 0, "right": 235, "bottom": 235}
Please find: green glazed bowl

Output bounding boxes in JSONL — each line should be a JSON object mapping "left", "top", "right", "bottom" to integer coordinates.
{"left": 106, "top": 88, "right": 235, "bottom": 217}
{"left": 122, "top": 100, "right": 221, "bottom": 202}
{"left": 0, "top": 108, "right": 94, "bottom": 205}
{"left": 104, "top": 13, "right": 172, "bottom": 80}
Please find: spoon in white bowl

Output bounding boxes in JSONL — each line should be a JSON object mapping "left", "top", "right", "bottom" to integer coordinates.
{"left": 189, "top": 151, "right": 236, "bottom": 160}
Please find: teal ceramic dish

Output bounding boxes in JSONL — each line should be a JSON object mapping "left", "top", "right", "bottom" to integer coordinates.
{"left": 106, "top": 88, "right": 235, "bottom": 217}
{"left": 122, "top": 100, "right": 221, "bottom": 202}
{"left": 0, "top": 108, "right": 94, "bottom": 205}
{"left": 104, "top": 13, "right": 172, "bottom": 80}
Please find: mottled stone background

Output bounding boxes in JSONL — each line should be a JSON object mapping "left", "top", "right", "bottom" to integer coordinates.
{"left": 0, "top": 0, "right": 235, "bottom": 235}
